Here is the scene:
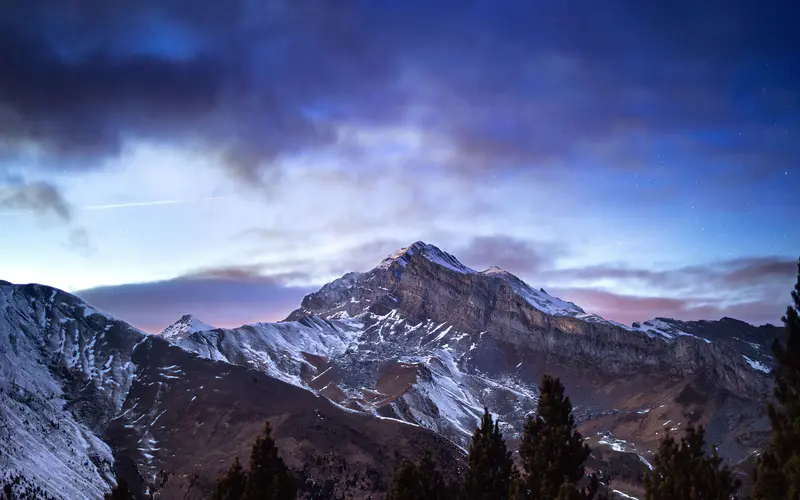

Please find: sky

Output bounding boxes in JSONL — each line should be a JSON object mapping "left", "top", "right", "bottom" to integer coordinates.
{"left": 0, "top": 0, "right": 797, "bottom": 333}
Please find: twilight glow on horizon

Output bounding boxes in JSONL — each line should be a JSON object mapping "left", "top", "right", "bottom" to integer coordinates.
{"left": 0, "top": 0, "right": 797, "bottom": 332}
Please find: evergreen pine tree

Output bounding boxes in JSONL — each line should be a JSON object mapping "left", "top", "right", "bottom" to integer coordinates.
{"left": 464, "top": 408, "right": 513, "bottom": 500}
{"left": 517, "top": 375, "right": 591, "bottom": 500}
{"left": 104, "top": 478, "right": 134, "bottom": 500}
{"left": 555, "top": 481, "right": 582, "bottom": 500}
{"left": 212, "top": 457, "right": 248, "bottom": 500}
{"left": 386, "top": 453, "right": 452, "bottom": 500}
{"left": 508, "top": 466, "right": 525, "bottom": 500}
{"left": 753, "top": 258, "right": 800, "bottom": 500}
{"left": 643, "top": 425, "right": 739, "bottom": 500}
{"left": 416, "top": 453, "right": 449, "bottom": 499}
{"left": 387, "top": 460, "right": 420, "bottom": 500}
{"left": 242, "top": 421, "right": 295, "bottom": 500}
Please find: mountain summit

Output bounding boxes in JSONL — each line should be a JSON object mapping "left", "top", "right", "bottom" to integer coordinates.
{"left": 378, "top": 241, "right": 476, "bottom": 275}
{"left": 291, "top": 241, "right": 589, "bottom": 322}
{"left": 160, "top": 313, "right": 215, "bottom": 340}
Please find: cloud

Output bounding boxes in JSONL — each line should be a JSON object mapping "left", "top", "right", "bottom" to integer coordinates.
{"left": 544, "top": 256, "right": 797, "bottom": 325}
{"left": 182, "top": 265, "right": 312, "bottom": 284}
{"left": 73, "top": 240, "right": 410, "bottom": 332}
{"left": 76, "top": 274, "right": 315, "bottom": 333}
{"left": 545, "top": 257, "right": 797, "bottom": 292}
{"left": 0, "top": 0, "right": 393, "bottom": 182}
{"left": 550, "top": 287, "right": 789, "bottom": 327}
{"left": 0, "top": 0, "right": 795, "bottom": 186}
{"left": 456, "top": 236, "right": 562, "bottom": 275}
{"left": 0, "top": 181, "right": 72, "bottom": 220}
{"left": 721, "top": 257, "right": 798, "bottom": 286}
{"left": 444, "top": 236, "right": 796, "bottom": 325}
{"left": 189, "top": 238, "right": 409, "bottom": 285}
{"left": 64, "top": 228, "right": 96, "bottom": 257}
{"left": 4, "top": 1, "right": 796, "bottom": 331}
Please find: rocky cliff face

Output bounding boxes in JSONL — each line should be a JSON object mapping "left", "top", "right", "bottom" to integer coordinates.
{"left": 290, "top": 242, "right": 774, "bottom": 399}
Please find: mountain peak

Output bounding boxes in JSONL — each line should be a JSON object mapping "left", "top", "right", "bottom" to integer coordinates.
{"left": 378, "top": 241, "right": 475, "bottom": 275}
{"left": 161, "top": 314, "right": 215, "bottom": 340}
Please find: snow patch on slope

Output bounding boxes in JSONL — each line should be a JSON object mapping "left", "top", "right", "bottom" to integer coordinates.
{"left": 174, "top": 317, "right": 361, "bottom": 390}
{"left": 631, "top": 318, "right": 712, "bottom": 344}
{"left": 742, "top": 355, "right": 770, "bottom": 373}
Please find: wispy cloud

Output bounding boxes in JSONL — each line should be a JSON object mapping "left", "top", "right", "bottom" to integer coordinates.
{"left": 0, "top": 181, "right": 72, "bottom": 221}
{"left": 544, "top": 257, "right": 797, "bottom": 325}
{"left": 551, "top": 287, "right": 790, "bottom": 327}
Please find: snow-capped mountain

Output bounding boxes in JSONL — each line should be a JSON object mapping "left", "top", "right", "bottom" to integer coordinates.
{"left": 159, "top": 314, "right": 215, "bottom": 341}
{"left": 174, "top": 242, "right": 779, "bottom": 470}
{"left": 0, "top": 242, "right": 784, "bottom": 499}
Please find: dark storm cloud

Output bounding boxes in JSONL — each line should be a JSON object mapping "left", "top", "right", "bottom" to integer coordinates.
{"left": 0, "top": 34, "right": 224, "bottom": 160}
{"left": 0, "top": 0, "right": 391, "bottom": 180}
{"left": 76, "top": 275, "right": 315, "bottom": 333}
{"left": 1, "top": 0, "right": 796, "bottom": 181}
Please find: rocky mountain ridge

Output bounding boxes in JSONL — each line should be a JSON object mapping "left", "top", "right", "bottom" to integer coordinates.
{"left": 174, "top": 243, "right": 779, "bottom": 479}
{"left": 0, "top": 242, "right": 784, "bottom": 499}
{"left": 0, "top": 280, "right": 462, "bottom": 499}
{"left": 287, "top": 242, "right": 774, "bottom": 398}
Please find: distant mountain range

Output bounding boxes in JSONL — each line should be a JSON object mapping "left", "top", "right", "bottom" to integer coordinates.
{"left": 0, "top": 242, "right": 782, "bottom": 499}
